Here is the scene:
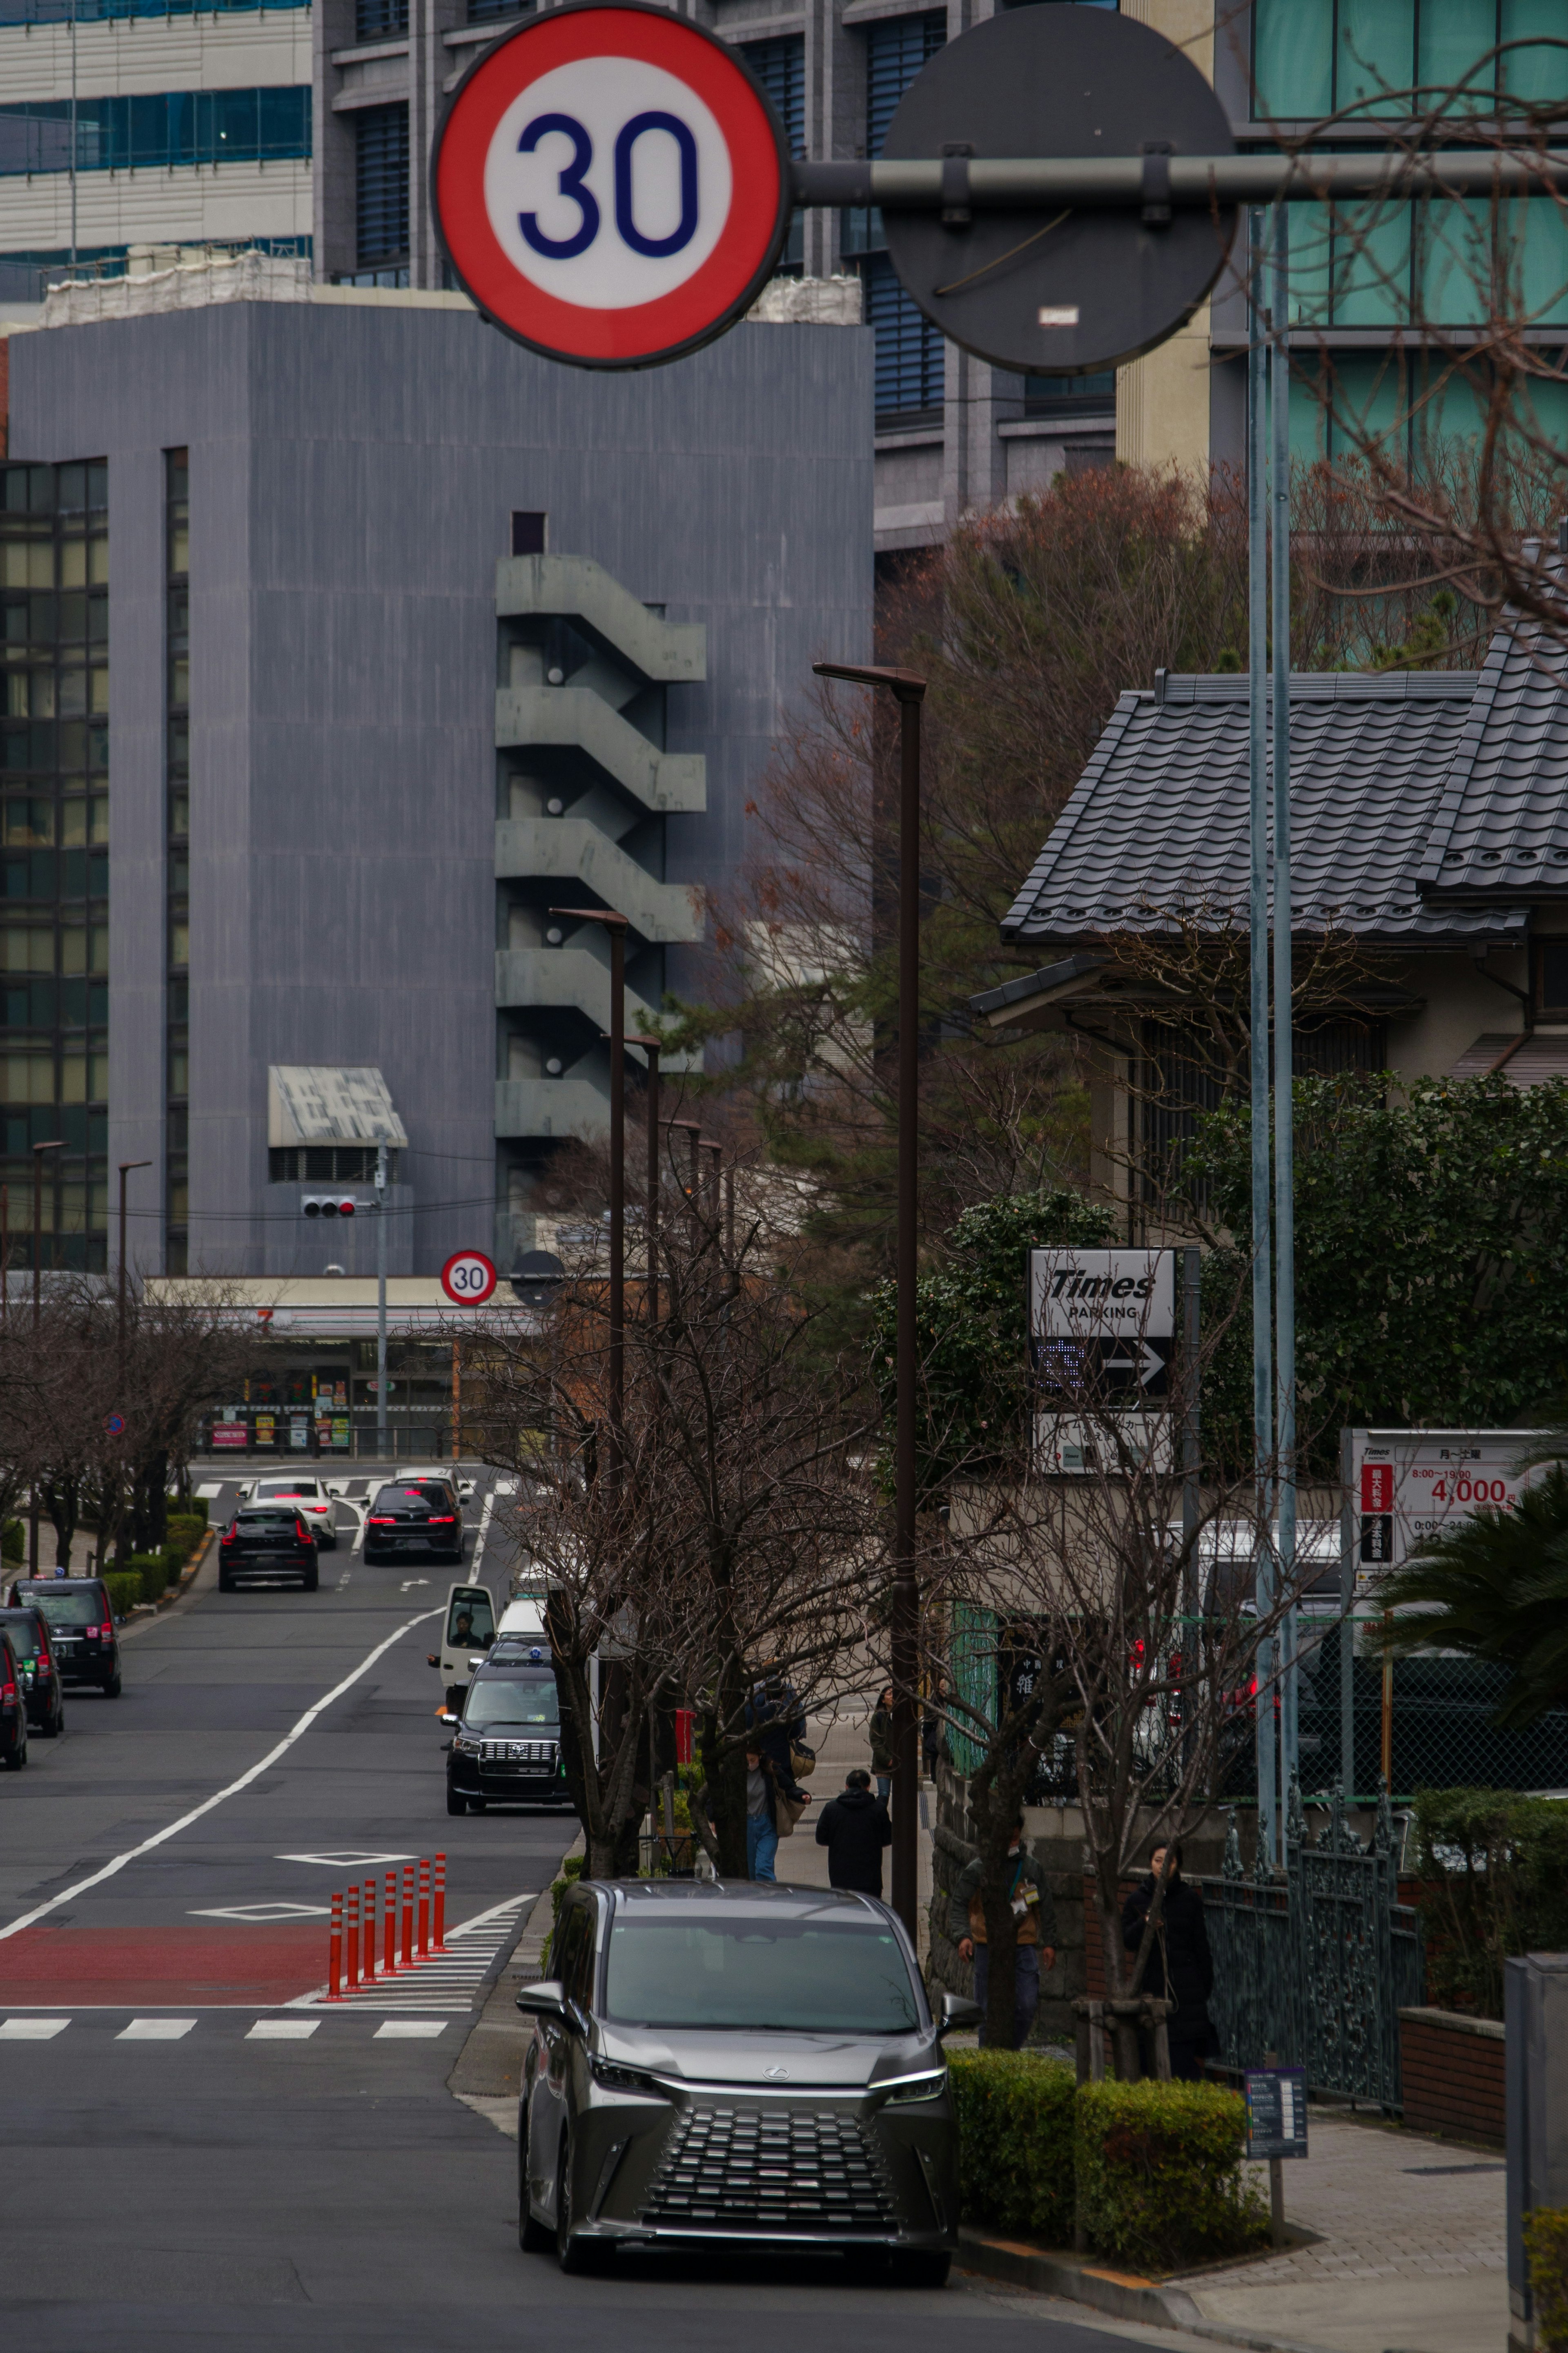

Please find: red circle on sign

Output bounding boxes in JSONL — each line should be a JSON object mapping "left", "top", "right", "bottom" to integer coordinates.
{"left": 433, "top": 0, "right": 789, "bottom": 368}
{"left": 441, "top": 1250, "right": 498, "bottom": 1306}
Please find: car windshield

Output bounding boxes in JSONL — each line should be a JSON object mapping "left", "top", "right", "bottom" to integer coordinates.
{"left": 239, "top": 1510, "right": 301, "bottom": 1531}
{"left": 17, "top": 1586, "right": 103, "bottom": 1627}
{"left": 463, "top": 1673, "right": 557, "bottom": 1729}
{"left": 0, "top": 1614, "right": 40, "bottom": 1656}
{"left": 381, "top": 1485, "right": 449, "bottom": 1510}
{"left": 603, "top": 1914, "right": 921, "bottom": 2034}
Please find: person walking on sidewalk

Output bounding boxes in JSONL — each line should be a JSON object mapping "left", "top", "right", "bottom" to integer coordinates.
{"left": 815, "top": 1768, "right": 893, "bottom": 1896}
{"left": 870, "top": 1685, "right": 896, "bottom": 1803}
{"left": 1122, "top": 1841, "right": 1216, "bottom": 2081}
{"left": 745, "top": 1744, "right": 810, "bottom": 1883}
{"left": 950, "top": 1813, "right": 1056, "bottom": 2048}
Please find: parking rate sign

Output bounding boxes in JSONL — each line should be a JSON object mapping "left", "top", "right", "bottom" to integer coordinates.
{"left": 433, "top": 1, "right": 791, "bottom": 368}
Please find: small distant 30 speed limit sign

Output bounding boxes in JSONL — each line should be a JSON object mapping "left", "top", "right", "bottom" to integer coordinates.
{"left": 433, "top": 0, "right": 790, "bottom": 369}
{"left": 441, "top": 1249, "right": 498, "bottom": 1307}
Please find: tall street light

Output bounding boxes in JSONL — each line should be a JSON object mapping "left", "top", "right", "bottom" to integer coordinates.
{"left": 626, "top": 1035, "right": 662, "bottom": 1326}
{"left": 118, "top": 1159, "right": 152, "bottom": 1366}
{"left": 813, "top": 658, "right": 927, "bottom": 1939}
{"left": 29, "top": 1136, "right": 65, "bottom": 1575}
{"left": 552, "top": 906, "right": 629, "bottom": 1452}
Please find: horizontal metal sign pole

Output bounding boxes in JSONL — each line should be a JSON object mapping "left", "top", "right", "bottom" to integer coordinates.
{"left": 790, "top": 151, "right": 1568, "bottom": 209}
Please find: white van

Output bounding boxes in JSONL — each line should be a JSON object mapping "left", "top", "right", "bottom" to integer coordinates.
{"left": 427, "top": 1580, "right": 497, "bottom": 1714}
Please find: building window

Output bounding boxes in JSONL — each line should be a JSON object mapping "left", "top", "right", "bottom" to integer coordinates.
{"left": 356, "top": 104, "right": 409, "bottom": 272}
{"left": 1024, "top": 370, "right": 1116, "bottom": 415}
{"left": 165, "top": 450, "right": 189, "bottom": 1277}
{"left": 355, "top": 0, "right": 407, "bottom": 38}
{"left": 511, "top": 511, "right": 547, "bottom": 558}
{"left": 269, "top": 1146, "right": 394, "bottom": 1183}
{"left": 741, "top": 34, "right": 805, "bottom": 270}
{"left": 468, "top": 0, "right": 532, "bottom": 20}
{"left": 0, "top": 459, "right": 110, "bottom": 1274}
{"left": 0, "top": 89, "right": 312, "bottom": 176}
{"left": 859, "top": 14, "right": 947, "bottom": 421}
{"left": 1254, "top": 0, "right": 1568, "bottom": 121}
{"left": 1288, "top": 348, "right": 1568, "bottom": 471}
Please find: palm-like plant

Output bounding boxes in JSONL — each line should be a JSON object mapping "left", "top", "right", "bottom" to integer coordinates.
{"left": 1380, "top": 1465, "right": 1568, "bottom": 1729}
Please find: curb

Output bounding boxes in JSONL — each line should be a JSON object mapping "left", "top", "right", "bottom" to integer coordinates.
{"left": 955, "top": 2232, "right": 1337, "bottom": 2353}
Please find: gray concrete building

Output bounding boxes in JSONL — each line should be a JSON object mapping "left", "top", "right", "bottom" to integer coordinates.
{"left": 1, "top": 279, "right": 871, "bottom": 1278}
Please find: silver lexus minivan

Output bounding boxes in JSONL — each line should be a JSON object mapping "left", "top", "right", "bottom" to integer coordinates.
{"left": 517, "top": 1878, "right": 975, "bottom": 2283}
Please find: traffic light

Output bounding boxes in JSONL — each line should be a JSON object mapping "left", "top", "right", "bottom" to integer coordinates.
{"left": 302, "top": 1196, "right": 358, "bottom": 1219}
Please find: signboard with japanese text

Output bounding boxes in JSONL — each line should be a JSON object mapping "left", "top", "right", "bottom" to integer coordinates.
{"left": 1348, "top": 1428, "right": 1543, "bottom": 1595}
{"left": 1244, "top": 2066, "right": 1308, "bottom": 2161}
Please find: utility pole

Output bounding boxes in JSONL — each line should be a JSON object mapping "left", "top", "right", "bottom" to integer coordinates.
{"left": 118, "top": 1159, "right": 151, "bottom": 1367}
{"left": 1271, "top": 203, "right": 1299, "bottom": 1804}
{"left": 814, "top": 658, "right": 928, "bottom": 1940}
{"left": 627, "top": 1035, "right": 662, "bottom": 1325}
{"left": 555, "top": 905, "right": 629, "bottom": 1461}
{"left": 29, "top": 1137, "right": 65, "bottom": 1576}
{"left": 375, "top": 1141, "right": 388, "bottom": 1462}
{"left": 1248, "top": 212, "right": 1278, "bottom": 1868}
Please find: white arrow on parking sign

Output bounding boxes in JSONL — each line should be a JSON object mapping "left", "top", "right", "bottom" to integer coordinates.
{"left": 1103, "top": 1340, "right": 1166, "bottom": 1386}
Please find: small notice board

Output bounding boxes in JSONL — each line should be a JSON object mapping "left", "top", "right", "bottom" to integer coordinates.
{"left": 1244, "top": 2067, "right": 1308, "bottom": 2161}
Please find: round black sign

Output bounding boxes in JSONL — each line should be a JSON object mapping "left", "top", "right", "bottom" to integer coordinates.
{"left": 881, "top": 8, "right": 1237, "bottom": 379}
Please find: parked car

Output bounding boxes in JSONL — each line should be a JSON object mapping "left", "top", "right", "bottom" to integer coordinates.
{"left": 364, "top": 1480, "right": 464, "bottom": 1566}
{"left": 8, "top": 1576, "right": 121, "bottom": 1695}
{"left": 446, "top": 1641, "right": 572, "bottom": 1815}
{"left": 235, "top": 1474, "right": 339, "bottom": 1549}
{"left": 0, "top": 1626, "right": 28, "bottom": 1767}
{"left": 394, "top": 1465, "right": 476, "bottom": 1503}
{"left": 217, "top": 1507, "right": 319, "bottom": 1593}
{"left": 516, "top": 1878, "right": 977, "bottom": 2278}
{"left": 0, "top": 1605, "right": 63, "bottom": 1737}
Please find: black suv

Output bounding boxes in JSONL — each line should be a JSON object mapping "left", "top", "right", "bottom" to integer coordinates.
{"left": 9, "top": 1577, "right": 121, "bottom": 1695}
{"left": 218, "top": 1507, "right": 319, "bottom": 1593}
{"left": 0, "top": 1605, "right": 63, "bottom": 1736}
{"left": 365, "top": 1480, "right": 464, "bottom": 1566}
{"left": 447, "top": 1644, "right": 572, "bottom": 1815}
{"left": 0, "top": 1626, "right": 27, "bottom": 1766}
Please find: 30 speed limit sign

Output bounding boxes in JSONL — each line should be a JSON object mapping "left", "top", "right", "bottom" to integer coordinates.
{"left": 433, "top": 0, "right": 790, "bottom": 368}
{"left": 441, "top": 1249, "right": 498, "bottom": 1307}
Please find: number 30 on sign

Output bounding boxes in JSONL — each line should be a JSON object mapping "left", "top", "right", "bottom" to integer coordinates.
{"left": 433, "top": 0, "right": 791, "bottom": 368}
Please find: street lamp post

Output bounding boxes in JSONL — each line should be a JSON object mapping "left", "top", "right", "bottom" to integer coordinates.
{"left": 813, "top": 658, "right": 927, "bottom": 1940}
{"left": 552, "top": 906, "right": 630, "bottom": 1454}
{"left": 29, "top": 1137, "right": 65, "bottom": 1575}
{"left": 627, "top": 1035, "right": 662, "bottom": 1325}
{"left": 118, "top": 1159, "right": 152, "bottom": 1367}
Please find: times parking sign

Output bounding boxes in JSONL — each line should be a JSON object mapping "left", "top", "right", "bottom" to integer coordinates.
{"left": 433, "top": 1, "right": 791, "bottom": 368}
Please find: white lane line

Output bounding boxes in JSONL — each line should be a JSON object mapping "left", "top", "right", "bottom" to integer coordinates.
{"left": 247, "top": 2019, "right": 319, "bottom": 2041}
{"left": 0, "top": 1608, "right": 441, "bottom": 1943}
{"left": 0, "top": 2017, "right": 69, "bottom": 2039}
{"left": 375, "top": 2020, "right": 446, "bottom": 2039}
{"left": 471, "top": 1485, "right": 498, "bottom": 1571}
{"left": 118, "top": 2018, "right": 196, "bottom": 2041}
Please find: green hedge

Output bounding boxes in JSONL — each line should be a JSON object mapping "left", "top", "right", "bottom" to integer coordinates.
{"left": 165, "top": 1516, "right": 207, "bottom": 1561}
{"left": 1526, "top": 2208, "right": 1568, "bottom": 2353}
{"left": 128, "top": 1551, "right": 172, "bottom": 1601}
{"left": 949, "top": 2050, "right": 1075, "bottom": 2245}
{"left": 1, "top": 1519, "right": 22, "bottom": 1566}
{"left": 1074, "top": 2079, "right": 1268, "bottom": 2274}
{"left": 1412, "top": 1788, "right": 1568, "bottom": 2019}
{"left": 171, "top": 1498, "right": 209, "bottom": 1528}
{"left": 102, "top": 1570, "right": 143, "bottom": 1620}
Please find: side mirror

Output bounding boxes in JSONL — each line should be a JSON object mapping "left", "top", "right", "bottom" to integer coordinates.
{"left": 517, "top": 1978, "right": 568, "bottom": 2023}
{"left": 459, "top": 1481, "right": 475, "bottom": 1498}
{"left": 438, "top": 1708, "right": 460, "bottom": 1725}
{"left": 937, "top": 1992, "right": 983, "bottom": 2038}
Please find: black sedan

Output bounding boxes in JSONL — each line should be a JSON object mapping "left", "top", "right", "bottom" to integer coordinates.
{"left": 0, "top": 1605, "right": 63, "bottom": 1736}
{"left": 447, "top": 1648, "right": 573, "bottom": 1815}
{"left": 364, "top": 1480, "right": 464, "bottom": 1566}
{"left": 0, "top": 1626, "right": 27, "bottom": 1767}
{"left": 217, "top": 1507, "right": 319, "bottom": 1593}
{"left": 8, "top": 1577, "right": 121, "bottom": 1696}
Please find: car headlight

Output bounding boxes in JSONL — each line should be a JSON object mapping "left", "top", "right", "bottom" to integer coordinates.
{"left": 454, "top": 1733, "right": 481, "bottom": 1755}
{"left": 879, "top": 2070, "right": 947, "bottom": 2105}
{"left": 590, "top": 2057, "right": 665, "bottom": 2096}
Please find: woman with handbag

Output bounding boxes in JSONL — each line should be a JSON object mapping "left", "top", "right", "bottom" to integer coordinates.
{"left": 744, "top": 1744, "right": 811, "bottom": 1882}
{"left": 1121, "top": 1842, "right": 1216, "bottom": 2081}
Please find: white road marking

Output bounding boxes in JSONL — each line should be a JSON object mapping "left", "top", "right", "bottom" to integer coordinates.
{"left": 276, "top": 1851, "right": 414, "bottom": 1869}
{"left": 0, "top": 1609, "right": 441, "bottom": 1943}
{"left": 118, "top": 2018, "right": 195, "bottom": 2041}
{"left": 0, "top": 2017, "right": 68, "bottom": 2039}
{"left": 189, "top": 1903, "right": 331, "bottom": 1924}
{"left": 399, "top": 1579, "right": 429, "bottom": 1592}
{"left": 247, "top": 2018, "right": 319, "bottom": 2040}
{"left": 374, "top": 2020, "right": 446, "bottom": 2039}
{"left": 194, "top": 1483, "right": 225, "bottom": 1501}
{"left": 471, "top": 1486, "right": 499, "bottom": 1570}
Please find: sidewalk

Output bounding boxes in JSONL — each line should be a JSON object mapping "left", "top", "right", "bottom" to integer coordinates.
{"left": 1165, "top": 2109, "right": 1506, "bottom": 2353}
{"left": 773, "top": 1702, "right": 935, "bottom": 1964}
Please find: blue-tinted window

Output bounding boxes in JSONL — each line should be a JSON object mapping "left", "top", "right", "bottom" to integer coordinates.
{"left": 742, "top": 33, "right": 805, "bottom": 156}
{"left": 866, "top": 253, "right": 944, "bottom": 415}
{"left": 0, "top": 0, "right": 305, "bottom": 18}
{"left": 0, "top": 89, "right": 310, "bottom": 175}
{"left": 1024, "top": 371, "right": 1116, "bottom": 409}
{"left": 1253, "top": 0, "right": 1568, "bottom": 119}
{"left": 356, "top": 104, "right": 409, "bottom": 268}
{"left": 866, "top": 13, "right": 945, "bottom": 158}
{"left": 355, "top": 0, "right": 406, "bottom": 36}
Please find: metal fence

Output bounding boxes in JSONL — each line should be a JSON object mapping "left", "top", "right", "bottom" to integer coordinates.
{"left": 1202, "top": 1780, "right": 1423, "bottom": 2111}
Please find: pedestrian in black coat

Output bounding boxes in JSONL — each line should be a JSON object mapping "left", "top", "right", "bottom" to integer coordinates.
{"left": 815, "top": 1769, "right": 893, "bottom": 1896}
{"left": 1122, "top": 1842, "right": 1217, "bottom": 2081}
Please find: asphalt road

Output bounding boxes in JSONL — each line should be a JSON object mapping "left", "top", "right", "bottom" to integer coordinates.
{"left": 0, "top": 1465, "right": 1212, "bottom": 2353}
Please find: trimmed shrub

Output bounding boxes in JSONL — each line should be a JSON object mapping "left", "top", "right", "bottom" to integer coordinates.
{"left": 1412, "top": 1789, "right": 1568, "bottom": 2019}
{"left": 1, "top": 1519, "right": 22, "bottom": 1565}
{"left": 170, "top": 1497, "right": 209, "bottom": 1528}
{"left": 165, "top": 1516, "right": 207, "bottom": 1562}
{"left": 1526, "top": 2208, "right": 1568, "bottom": 2353}
{"left": 1075, "top": 2079, "right": 1268, "bottom": 2275}
{"left": 101, "top": 1570, "right": 143, "bottom": 1621}
{"left": 128, "top": 1551, "right": 171, "bottom": 1602}
{"left": 949, "top": 2050, "right": 1076, "bottom": 2245}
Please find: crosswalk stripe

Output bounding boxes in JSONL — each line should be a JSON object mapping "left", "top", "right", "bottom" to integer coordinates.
{"left": 0, "top": 2017, "right": 69, "bottom": 2039}
{"left": 117, "top": 2018, "right": 196, "bottom": 2041}
{"left": 247, "top": 2019, "right": 319, "bottom": 2040}
{"left": 374, "top": 2020, "right": 446, "bottom": 2039}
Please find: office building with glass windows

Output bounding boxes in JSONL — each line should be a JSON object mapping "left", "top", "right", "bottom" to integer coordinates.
{"left": 0, "top": 279, "right": 869, "bottom": 1278}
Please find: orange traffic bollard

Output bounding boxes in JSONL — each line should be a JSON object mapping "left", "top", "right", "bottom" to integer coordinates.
{"left": 418, "top": 1858, "right": 430, "bottom": 1959}
{"left": 362, "top": 1879, "right": 376, "bottom": 1982}
{"left": 384, "top": 1872, "right": 397, "bottom": 1976}
{"left": 329, "top": 1891, "right": 343, "bottom": 2001}
{"left": 401, "top": 1863, "right": 414, "bottom": 1969}
{"left": 433, "top": 1853, "right": 446, "bottom": 1951}
{"left": 346, "top": 1883, "right": 360, "bottom": 1991}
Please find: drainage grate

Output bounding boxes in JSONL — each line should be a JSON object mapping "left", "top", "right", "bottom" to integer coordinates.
{"left": 638, "top": 2103, "right": 898, "bottom": 2233}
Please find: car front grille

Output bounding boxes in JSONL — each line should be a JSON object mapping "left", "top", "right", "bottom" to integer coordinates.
{"left": 637, "top": 2102, "right": 898, "bottom": 2235}
{"left": 479, "top": 1737, "right": 557, "bottom": 1768}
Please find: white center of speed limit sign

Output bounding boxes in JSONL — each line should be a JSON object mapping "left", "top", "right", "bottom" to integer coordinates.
{"left": 484, "top": 56, "right": 732, "bottom": 309}
{"left": 448, "top": 1256, "right": 490, "bottom": 1296}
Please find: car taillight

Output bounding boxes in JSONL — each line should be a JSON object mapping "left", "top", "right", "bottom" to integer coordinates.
{"left": 295, "top": 1520, "right": 311, "bottom": 1542}
{"left": 222, "top": 1526, "right": 238, "bottom": 1547}
{"left": 1, "top": 1680, "right": 14, "bottom": 1706}
{"left": 428, "top": 1515, "right": 456, "bottom": 1525}
{"left": 368, "top": 1516, "right": 395, "bottom": 1525}
{"left": 98, "top": 1621, "right": 113, "bottom": 1640}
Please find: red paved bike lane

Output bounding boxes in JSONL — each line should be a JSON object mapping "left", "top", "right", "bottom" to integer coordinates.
{"left": 0, "top": 1923, "right": 325, "bottom": 2007}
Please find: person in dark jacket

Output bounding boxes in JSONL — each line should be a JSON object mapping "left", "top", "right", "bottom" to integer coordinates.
{"left": 815, "top": 1769, "right": 893, "bottom": 1895}
{"left": 869, "top": 1686, "right": 896, "bottom": 1802}
{"left": 1121, "top": 1842, "right": 1216, "bottom": 2081}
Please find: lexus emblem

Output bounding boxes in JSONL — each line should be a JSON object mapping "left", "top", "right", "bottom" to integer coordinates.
{"left": 763, "top": 2066, "right": 790, "bottom": 2081}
